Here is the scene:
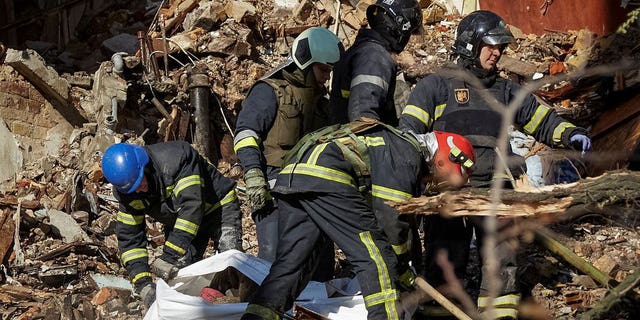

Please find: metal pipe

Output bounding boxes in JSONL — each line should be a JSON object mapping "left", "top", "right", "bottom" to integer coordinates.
{"left": 188, "top": 69, "right": 212, "bottom": 159}
{"left": 111, "top": 52, "right": 127, "bottom": 75}
{"left": 159, "top": 14, "right": 170, "bottom": 77}
{"left": 104, "top": 97, "right": 119, "bottom": 134}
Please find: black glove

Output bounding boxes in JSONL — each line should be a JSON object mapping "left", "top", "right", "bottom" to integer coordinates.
{"left": 138, "top": 282, "right": 156, "bottom": 308}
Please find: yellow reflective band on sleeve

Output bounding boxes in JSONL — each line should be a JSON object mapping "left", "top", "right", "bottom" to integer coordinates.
{"left": 491, "top": 308, "right": 518, "bottom": 319}
{"left": 131, "top": 271, "right": 152, "bottom": 284}
{"left": 173, "top": 175, "right": 203, "bottom": 197}
{"left": 434, "top": 103, "right": 447, "bottom": 120}
{"left": 165, "top": 241, "right": 186, "bottom": 255}
{"left": 523, "top": 105, "right": 550, "bottom": 134}
{"left": 121, "top": 248, "right": 148, "bottom": 265}
{"left": 205, "top": 189, "right": 238, "bottom": 215}
{"left": 117, "top": 211, "right": 145, "bottom": 226}
{"left": 552, "top": 122, "right": 576, "bottom": 145}
{"left": 392, "top": 242, "right": 409, "bottom": 255}
{"left": 402, "top": 104, "right": 432, "bottom": 127}
{"left": 307, "top": 143, "right": 329, "bottom": 165}
{"left": 478, "top": 294, "right": 521, "bottom": 307}
{"left": 364, "top": 289, "right": 400, "bottom": 307}
{"left": 233, "top": 136, "right": 259, "bottom": 153}
{"left": 359, "top": 231, "right": 399, "bottom": 320}
{"left": 129, "top": 199, "right": 146, "bottom": 210}
{"left": 245, "top": 304, "right": 280, "bottom": 320}
{"left": 174, "top": 218, "right": 199, "bottom": 236}
{"left": 372, "top": 185, "right": 412, "bottom": 202}
{"left": 281, "top": 163, "right": 355, "bottom": 187}
{"left": 341, "top": 89, "right": 350, "bottom": 99}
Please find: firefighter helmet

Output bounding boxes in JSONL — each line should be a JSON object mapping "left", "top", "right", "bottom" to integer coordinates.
{"left": 101, "top": 143, "right": 149, "bottom": 194}
{"left": 366, "top": 0, "right": 423, "bottom": 53}
{"left": 292, "top": 27, "right": 343, "bottom": 70}
{"left": 453, "top": 10, "right": 514, "bottom": 60}
{"left": 432, "top": 131, "right": 475, "bottom": 189}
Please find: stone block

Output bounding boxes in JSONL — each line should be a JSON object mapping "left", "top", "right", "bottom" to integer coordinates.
{"left": 4, "top": 48, "right": 87, "bottom": 127}
{"left": 10, "top": 121, "right": 32, "bottom": 137}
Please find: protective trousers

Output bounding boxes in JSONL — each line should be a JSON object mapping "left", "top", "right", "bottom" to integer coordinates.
{"left": 244, "top": 192, "right": 402, "bottom": 320}
{"left": 422, "top": 216, "right": 519, "bottom": 318}
{"left": 254, "top": 167, "right": 334, "bottom": 281}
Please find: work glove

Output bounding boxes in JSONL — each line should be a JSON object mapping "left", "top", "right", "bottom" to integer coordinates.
{"left": 244, "top": 168, "right": 269, "bottom": 212}
{"left": 138, "top": 282, "right": 156, "bottom": 308}
{"left": 151, "top": 257, "right": 179, "bottom": 280}
{"left": 569, "top": 134, "right": 592, "bottom": 153}
{"left": 398, "top": 267, "right": 417, "bottom": 291}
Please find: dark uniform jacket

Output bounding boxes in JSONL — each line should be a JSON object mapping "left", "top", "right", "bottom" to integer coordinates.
{"left": 329, "top": 28, "right": 398, "bottom": 126}
{"left": 272, "top": 126, "right": 425, "bottom": 256}
{"left": 234, "top": 64, "right": 328, "bottom": 177}
{"left": 399, "top": 71, "right": 587, "bottom": 184}
{"left": 114, "top": 141, "right": 237, "bottom": 289}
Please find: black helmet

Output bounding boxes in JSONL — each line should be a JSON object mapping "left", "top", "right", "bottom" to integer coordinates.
{"left": 453, "top": 10, "right": 514, "bottom": 60}
{"left": 366, "top": 0, "right": 422, "bottom": 53}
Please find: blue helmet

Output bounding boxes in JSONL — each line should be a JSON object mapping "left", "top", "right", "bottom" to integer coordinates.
{"left": 101, "top": 143, "right": 149, "bottom": 194}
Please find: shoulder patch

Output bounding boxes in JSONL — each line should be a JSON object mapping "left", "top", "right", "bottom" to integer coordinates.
{"left": 454, "top": 88, "right": 469, "bottom": 104}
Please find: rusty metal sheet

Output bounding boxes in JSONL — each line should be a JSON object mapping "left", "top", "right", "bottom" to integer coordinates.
{"left": 479, "top": 0, "right": 629, "bottom": 35}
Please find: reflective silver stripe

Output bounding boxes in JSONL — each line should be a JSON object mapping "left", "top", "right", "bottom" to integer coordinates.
{"left": 350, "top": 74, "right": 389, "bottom": 92}
{"left": 402, "top": 104, "right": 431, "bottom": 127}
{"left": 174, "top": 218, "right": 199, "bottom": 235}
{"left": 280, "top": 163, "right": 355, "bottom": 187}
{"left": 233, "top": 129, "right": 260, "bottom": 145}
{"left": 434, "top": 103, "right": 446, "bottom": 120}
{"left": 478, "top": 294, "right": 521, "bottom": 307}
{"left": 372, "top": 185, "right": 412, "bottom": 202}
{"left": 117, "top": 211, "right": 144, "bottom": 225}
{"left": 173, "top": 175, "right": 203, "bottom": 196}
{"left": 121, "top": 248, "right": 147, "bottom": 264}
{"left": 364, "top": 289, "right": 399, "bottom": 307}
{"left": 552, "top": 122, "right": 576, "bottom": 144}
{"left": 524, "top": 105, "right": 550, "bottom": 134}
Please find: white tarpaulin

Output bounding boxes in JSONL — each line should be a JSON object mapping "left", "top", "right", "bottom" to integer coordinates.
{"left": 143, "top": 249, "right": 367, "bottom": 320}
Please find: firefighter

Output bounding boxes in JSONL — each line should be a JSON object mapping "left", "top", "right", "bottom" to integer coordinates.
{"left": 329, "top": 0, "right": 422, "bottom": 125}
{"left": 398, "top": 10, "right": 592, "bottom": 319}
{"left": 101, "top": 141, "right": 243, "bottom": 308}
{"left": 233, "top": 27, "right": 343, "bottom": 274}
{"left": 241, "top": 119, "right": 476, "bottom": 320}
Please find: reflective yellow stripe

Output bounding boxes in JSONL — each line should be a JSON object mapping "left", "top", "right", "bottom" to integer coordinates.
{"left": 392, "top": 242, "right": 408, "bottom": 255}
{"left": 206, "top": 189, "right": 238, "bottom": 215}
{"left": 491, "top": 308, "right": 518, "bottom": 319}
{"left": 281, "top": 163, "right": 355, "bottom": 187}
{"left": 117, "top": 211, "right": 145, "bottom": 226}
{"left": 523, "top": 105, "right": 550, "bottom": 134}
{"left": 434, "top": 103, "right": 446, "bottom": 120}
{"left": 341, "top": 89, "right": 350, "bottom": 98}
{"left": 129, "top": 199, "right": 145, "bottom": 210}
{"left": 165, "top": 241, "right": 186, "bottom": 255}
{"left": 359, "top": 231, "right": 399, "bottom": 320}
{"left": 552, "top": 122, "right": 576, "bottom": 144}
{"left": 174, "top": 218, "right": 199, "bottom": 235}
{"left": 245, "top": 304, "right": 280, "bottom": 320}
{"left": 361, "top": 136, "right": 385, "bottom": 146}
{"left": 402, "top": 104, "right": 431, "bottom": 127}
{"left": 131, "top": 271, "right": 152, "bottom": 284}
{"left": 121, "top": 248, "right": 148, "bottom": 264}
{"left": 307, "top": 143, "right": 329, "bottom": 165}
{"left": 478, "top": 294, "right": 521, "bottom": 307}
{"left": 173, "top": 175, "right": 203, "bottom": 196}
{"left": 364, "top": 289, "right": 399, "bottom": 307}
{"left": 233, "top": 136, "right": 259, "bottom": 153}
{"left": 372, "top": 185, "right": 412, "bottom": 202}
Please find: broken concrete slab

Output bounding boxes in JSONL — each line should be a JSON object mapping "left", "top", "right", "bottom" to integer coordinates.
{"left": 4, "top": 48, "right": 87, "bottom": 127}
{"left": 224, "top": 1, "right": 256, "bottom": 22}
{"left": 47, "top": 209, "right": 91, "bottom": 243}
{"left": 0, "top": 209, "right": 15, "bottom": 262}
{"left": 89, "top": 274, "right": 133, "bottom": 291}
{"left": 0, "top": 119, "right": 22, "bottom": 186}
{"left": 182, "top": 0, "right": 226, "bottom": 32}
{"left": 38, "top": 264, "right": 79, "bottom": 287}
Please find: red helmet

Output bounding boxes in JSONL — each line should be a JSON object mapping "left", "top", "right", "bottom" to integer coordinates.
{"left": 432, "top": 131, "right": 475, "bottom": 190}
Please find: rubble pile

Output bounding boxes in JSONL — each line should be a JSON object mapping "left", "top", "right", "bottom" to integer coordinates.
{"left": 1, "top": 0, "right": 639, "bottom": 319}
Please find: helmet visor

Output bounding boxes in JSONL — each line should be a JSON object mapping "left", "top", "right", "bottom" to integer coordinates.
{"left": 482, "top": 23, "right": 514, "bottom": 46}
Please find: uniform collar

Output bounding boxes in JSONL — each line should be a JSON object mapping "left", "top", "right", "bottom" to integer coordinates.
{"left": 354, "top": 28, "right": 392, "bottom": 52}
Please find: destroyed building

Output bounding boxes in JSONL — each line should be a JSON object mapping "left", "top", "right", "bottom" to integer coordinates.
{"left": 1, "top": 0, "right": 640, "bottom": 319}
